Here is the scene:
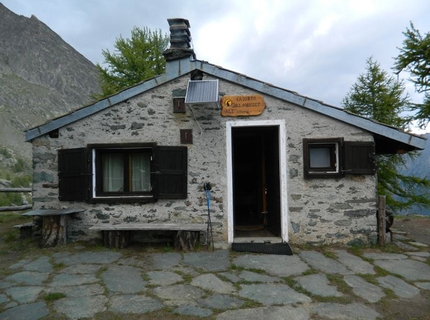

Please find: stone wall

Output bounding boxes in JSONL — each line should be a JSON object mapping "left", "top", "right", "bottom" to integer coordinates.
{"left": 31, "top": 73, "right": 377, "bottom": 246}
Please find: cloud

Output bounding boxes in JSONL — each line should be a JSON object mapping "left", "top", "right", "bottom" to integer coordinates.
{"left": 2, "top": 0, "right": 430, "bottom": 110}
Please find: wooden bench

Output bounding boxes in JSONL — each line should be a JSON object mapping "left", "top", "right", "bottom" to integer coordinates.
{"left": 14, "top": 222, "right": 33, "bottom": 239}
{"left": 89, "top": 223, "right": 207, "bottom": 250}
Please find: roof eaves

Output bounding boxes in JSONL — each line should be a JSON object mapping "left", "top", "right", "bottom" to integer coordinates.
{"left": 196, "top": 60, "right": 426, "bottom": 150}
{"left": 25, "top": 68, "right": 191, "bottom": 142}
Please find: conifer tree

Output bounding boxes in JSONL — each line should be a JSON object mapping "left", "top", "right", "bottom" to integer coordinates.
{"left": 394, "top": 22, "right": 430, "bottom": 129}
{"left": 343, "top": 57, "right": 430, "bottom": 212}
{"left": 96, "top": 27, "right": 169, "bottom": 98}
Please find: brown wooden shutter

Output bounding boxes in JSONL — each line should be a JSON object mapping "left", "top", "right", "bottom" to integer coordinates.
{"left": 58, "top": 148, "right": 90, "bottom": 201}
{"left": 343, "top": 141, "right": 376, "bottom": 175}
{"left": 154, "top": 146, "right": 188, "bottom": 199}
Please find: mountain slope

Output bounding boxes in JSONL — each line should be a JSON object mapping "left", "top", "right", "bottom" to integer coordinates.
{"left": 0, "top": 3, "right": 100, "bottom": 160}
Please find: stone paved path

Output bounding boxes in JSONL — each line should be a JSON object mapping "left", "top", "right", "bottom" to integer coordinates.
{"left": 0, "top": 239, "right": 429, "bottom": 319}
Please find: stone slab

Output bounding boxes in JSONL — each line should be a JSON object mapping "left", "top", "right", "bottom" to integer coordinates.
{"left": 363, "top": 252, "right": 408, "bottom": 260}
{"left": 22, "top": 256, "right": 53, "bottom": 273}
{"left": 394, "top": 241, "right": 419, "bottom": 251}
{"left": 238, "top": 283, "right": 311, "bottom": 305}
{"left": 46, "top": 284, "right": 105, "bottom": 298}
{"left": 60, "top": 264, "right": 101, "bottom": 274}
{"left": 102, "top": 265, "right": 146, "bottom": 293}
{"left": 373, "top": 259, "right": 430, "bottom": 281}
{"left": 377, "top": 275, "right": 420, "bottom": 298}
{"left": 299, "top": 251, "right": 353, "bottom": 274}
{"left": 173, "top": 305, "right": 213, "bottom": 318}
{"left": 0, "top": 294, "right": 8, "bottom": 305}
{"left": 406, "top": 251, "right": 430, "bottom": 258}
{"left": 295, "top": 274, "right": 342, "bottom": 297}
{"left": 109, "top": 294, "right": 163, "bottom": 314}
{"left": 415, "top": 282, "right": 430, "bottom": 290}
{"left": 53, "top": 295, "right": 107, "bottom": 319}
{"left": 147, "top": 271, "right": 183, "bottom": 286}
{"left": 0, "top": 302, "right": 49, "bottom": 320}
{"left": 219, "top": 272, "right": 241, "bottom": 283}
{"left": 232, "top": 254, "right": 309, "bottom": 277}
{"left": 217, "top": 305, "right": 310, "bottom": 320}
{"left": 182, "top": 250, "right": 230, "bottom": 272}
{"left": 53, "top": 251, "right": 122, "bottom": 265}
{"left": 238, "top": 270, "right": 280, "bottom": 283}
{"left": 5, "top": 286, "right": 43, "bottom": 304}
{"left": 312, "top": 302, "right": 380, "bottom": 320}
{"left": 49, "top": 273, "right": 99, "bottom": 287}
{"left": 409, "top": 241, "right": 428, "bottom": 247}
{"left": 153, "top": 284, "right": 204, "bottom": 305}
{"left": 334, "top": 250, "right": 375, "bottom": 274}
{"left": 344, "top": 275, "right": 385, "bottom": 303}
{"left": 191, "top": 274, "right": 236, "bottom": 294}
{"left": 0, "top": 282, "right": 12, "bottom": 290}
{"left": 150, "top": 252, "right": 182, "bottom": 270}
{"left": 198, "top": 293, "right": 245, "bottom": 310}
{"left": 5, "top": 271, "right": 49, "bottom": 286}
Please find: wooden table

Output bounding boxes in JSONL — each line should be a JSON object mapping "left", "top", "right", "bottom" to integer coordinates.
{"left": 22, "top": 208, "right": 85, "bottom": 247}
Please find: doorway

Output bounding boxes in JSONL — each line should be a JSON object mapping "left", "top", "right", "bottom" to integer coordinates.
{"left": 226, "top": 120, "right": 288, "bottom": 243}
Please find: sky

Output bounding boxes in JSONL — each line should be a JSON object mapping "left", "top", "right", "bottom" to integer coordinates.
{"left": 2, "top": 0, "right": 430, "bottom": 132}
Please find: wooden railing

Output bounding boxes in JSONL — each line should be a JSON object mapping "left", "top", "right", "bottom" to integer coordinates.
{"left": 0, "top": 188, "right": 32, "bottom": 212}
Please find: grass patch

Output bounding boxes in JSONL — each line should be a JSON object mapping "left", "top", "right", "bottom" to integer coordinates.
{"left": 53, "top": 262, "right": 65, "bottom": 270}
{"left": 302, "top": 268, "right": 318, "bottom": 276}
{"left": 230, "top": 263, "right": 244, "bottom": 272}
{"left": 312, "top": 295, "right": 352, "bottom": 304}
{"left": 322, "top": 250, "right": 337, "bottom": 260}
{"left": 44, "top": 292, "right": 66, "bottom": 301}
{"left": 326, "top": 274, "right": 352, "bottom": 295}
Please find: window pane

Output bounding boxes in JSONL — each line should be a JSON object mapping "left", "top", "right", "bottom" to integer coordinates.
{"left": 130, "top": 153, "right": 151, "bottom": 192}
{"left": 310, "top": 147, "right": 331, "bottom": 168}
{"left": 102, "top": 153, "right": 124, "bottom": 192}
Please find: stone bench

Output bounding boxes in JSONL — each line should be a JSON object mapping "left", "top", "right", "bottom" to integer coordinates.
{"left": 14, "top": 222, "right": 33, "bottom": 239}
{"left": 89, "top": 223, "right": 207, "bottom": 250}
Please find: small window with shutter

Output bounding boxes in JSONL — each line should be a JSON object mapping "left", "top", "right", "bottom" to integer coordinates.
{"left": 303, "top": 138, "right": 376, "bottom": 179}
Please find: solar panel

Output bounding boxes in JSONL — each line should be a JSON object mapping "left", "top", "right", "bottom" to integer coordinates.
{"left": 185, "top": 80, "right": 219, "bottom": 104}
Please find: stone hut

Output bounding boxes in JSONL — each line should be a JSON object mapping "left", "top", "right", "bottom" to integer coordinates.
{"left": 25, "top": 18, "right": 425, "bottom": 248}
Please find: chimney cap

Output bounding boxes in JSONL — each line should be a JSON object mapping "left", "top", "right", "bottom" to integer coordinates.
{"left": 167, "top": 18, "right": 190, "bottom": 28}
{"left": 164, "top": 18, "right": 195, "bottom": 61}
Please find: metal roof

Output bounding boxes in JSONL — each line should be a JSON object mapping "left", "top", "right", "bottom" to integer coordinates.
{"left": 25, "top": 57, "right": 426, "bottom": 153}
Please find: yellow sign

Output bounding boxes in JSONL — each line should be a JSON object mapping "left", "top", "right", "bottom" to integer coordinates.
{"left": 221, "top": 95, "right": 266, "bottom": 117}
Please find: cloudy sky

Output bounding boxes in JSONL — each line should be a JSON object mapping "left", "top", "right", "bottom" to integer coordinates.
{"left": 2, "top": 0, "right": 430, "bottom": 131}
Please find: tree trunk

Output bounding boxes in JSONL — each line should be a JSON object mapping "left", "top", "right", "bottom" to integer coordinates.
{"left": 41, "top": 215, "right": 63, "bottom": 247}
{"left": 174, "top": 231, "right": 200, "bottom": 251}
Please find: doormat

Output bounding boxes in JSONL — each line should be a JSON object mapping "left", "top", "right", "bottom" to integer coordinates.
{"left": 232, "top": 242, "right": 293, "bottom": 255}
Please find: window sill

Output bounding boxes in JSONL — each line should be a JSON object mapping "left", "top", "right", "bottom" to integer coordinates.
{"left": 90, "top": 196, "right": 155, "bottom": 204}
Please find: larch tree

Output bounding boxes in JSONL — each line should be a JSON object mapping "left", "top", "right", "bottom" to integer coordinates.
{"left": 343, "top": 57, "right": 430, "bottom": 212}
{"left": 394, "top": 22, "right": 430, "bottom": 129}
{"left": 96, "top": 27, "right": 169, "bottom": 98}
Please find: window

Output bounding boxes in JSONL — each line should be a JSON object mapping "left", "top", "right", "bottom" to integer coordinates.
{"left": 58, "top": 144, "right": 188, "bottom": 202}
{"left": 304, "top": 138, "right": 342, "bottom": 179}
{"left": 96, "top": 148, "right": 152, "bottom": 197}
{"left": 303, "top": 138, "right": 376, "bottom": 179}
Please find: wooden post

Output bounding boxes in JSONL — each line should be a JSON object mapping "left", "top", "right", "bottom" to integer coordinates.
{"left": 378, "top": 195, "right": 386, "bottom": 246}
